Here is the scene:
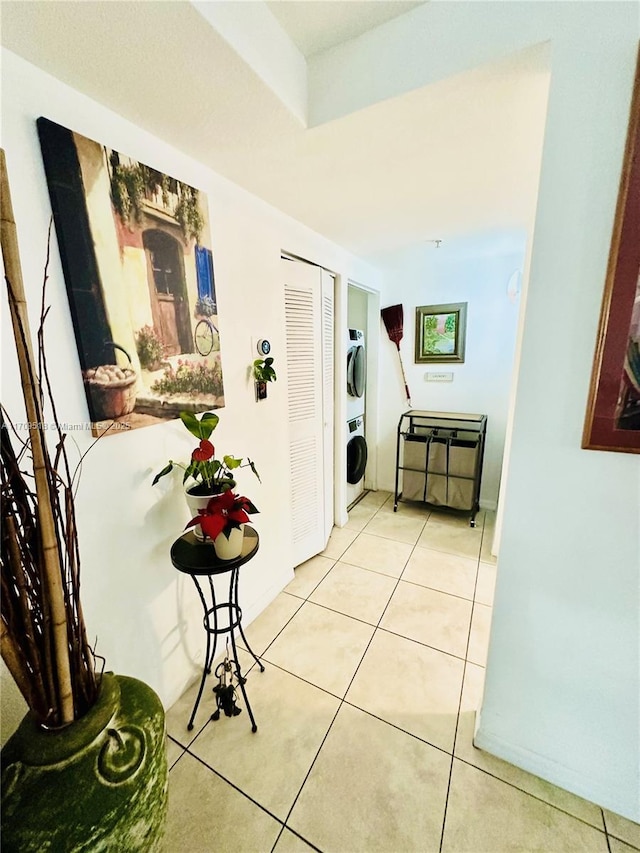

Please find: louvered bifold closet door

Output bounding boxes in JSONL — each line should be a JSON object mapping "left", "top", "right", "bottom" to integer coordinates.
{"left": 284, "top": 259, "right": 325, "bottom": 567}
{"left": 320, "top": 270, "right": 335, "bottom": 545}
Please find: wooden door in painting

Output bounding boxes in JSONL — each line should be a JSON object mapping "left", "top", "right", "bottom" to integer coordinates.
{"left": 143, "top": 229, "right": 192, "bottom": 356}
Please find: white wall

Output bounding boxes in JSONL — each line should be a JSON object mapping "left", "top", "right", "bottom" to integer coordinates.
{"left": 0, "top": 49, "right": 382, "bottom": 742}
{"left": 377, "top": 233, "right": 526, "bottom": 507}
{"left": 311, "top": 0, "right": 640, "bottom": 822}
{"left": 476, "top": 25, "right": 640, "bottom": 820}
{"left": 347, "top": 285, "right": 368, "bottom": 333}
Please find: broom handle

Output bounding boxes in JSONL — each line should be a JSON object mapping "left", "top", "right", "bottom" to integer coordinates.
{"left": 395, "top": 343, "right": 412, "bottom": 407}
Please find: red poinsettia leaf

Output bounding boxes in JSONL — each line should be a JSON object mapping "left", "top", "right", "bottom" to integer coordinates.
{"left": 233, "top": 496, "right": 259, "bottom": 514}
{"left": 207, "top": 491, "right": 235, "bottom": 513}
{"left": 185, "top": 516, "right": 202, "bottom": 530}
{"left": 228, "top": 508, "right": 250, "bottom": 525}
{"left": 199, "top": 514, "right": 227, "bottom": 540}
{"left": 192, "top": 439, "right": 214, "bottom": 462}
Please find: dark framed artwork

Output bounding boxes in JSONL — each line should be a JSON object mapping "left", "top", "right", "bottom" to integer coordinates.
{"left": 37, "top": 117, "right": 225, "bottom": 436}
{"left": 415, "top": 302, "right": 467, "bottom": 364}
{"left": 582, "top": 48, "right": 640, "bottom": 453}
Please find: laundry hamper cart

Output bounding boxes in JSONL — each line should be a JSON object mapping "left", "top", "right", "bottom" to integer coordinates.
{"left": 393, "top": 410, "right": 487, "bottom": 527}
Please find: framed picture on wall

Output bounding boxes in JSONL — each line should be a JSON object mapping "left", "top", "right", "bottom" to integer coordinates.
{"left": 415, "top": 302, "right": 467, "bottom": 364}
{"left": 582, "top": 48, "right": 640, "bottom": 454}
{"left": 37, "top": 117, "right": 225, "bottom": 437}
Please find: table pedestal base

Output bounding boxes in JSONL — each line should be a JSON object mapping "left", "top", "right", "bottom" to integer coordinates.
{"left": 187, "top": 567, "right": 264, "bottom": 733}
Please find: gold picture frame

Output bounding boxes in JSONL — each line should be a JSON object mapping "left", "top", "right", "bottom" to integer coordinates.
{"left": 415, "top": 302, "right": 467, "bottom": 364}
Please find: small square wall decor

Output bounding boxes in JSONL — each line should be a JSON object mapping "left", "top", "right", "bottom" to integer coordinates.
{"left": 415, "top": 302, "right": 467, "bottom": 364}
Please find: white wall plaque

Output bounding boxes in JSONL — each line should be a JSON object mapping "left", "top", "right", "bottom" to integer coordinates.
{"left": 425, "top": 372, "right": 454, "bottom": 382}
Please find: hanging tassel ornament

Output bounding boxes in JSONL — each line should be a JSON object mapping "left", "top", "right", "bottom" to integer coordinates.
{"left": 211, "top": 643, "right": 242, "bottom": 720}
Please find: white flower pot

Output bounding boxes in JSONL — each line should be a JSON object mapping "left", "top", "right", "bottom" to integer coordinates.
{"left": 185, "top": 487, "right": 220, "bottom": 541}
{"left": 213, "top": 525, "right": 244, "bottom": 560}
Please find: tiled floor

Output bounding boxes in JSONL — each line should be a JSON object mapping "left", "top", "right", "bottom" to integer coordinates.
{"left": 164, "top": 491, "right": 639, "bottom": 853}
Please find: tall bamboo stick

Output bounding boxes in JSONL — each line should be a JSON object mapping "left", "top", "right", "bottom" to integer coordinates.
{"left": 0, "top": 149, "right": 74, "bottom": 724}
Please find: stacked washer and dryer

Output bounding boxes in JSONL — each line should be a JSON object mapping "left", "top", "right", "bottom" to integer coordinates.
{"left": 346, "top": 329, "right": 368, "bottom": 507}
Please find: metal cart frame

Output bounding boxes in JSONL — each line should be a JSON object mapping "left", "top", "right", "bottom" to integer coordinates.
{"left": 393, "top": 410, "right": 487, "bottom": 527}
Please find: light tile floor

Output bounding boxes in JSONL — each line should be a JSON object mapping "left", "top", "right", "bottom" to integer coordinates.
{"left": 164, "top": 491, "right": 639, "bottom": 853}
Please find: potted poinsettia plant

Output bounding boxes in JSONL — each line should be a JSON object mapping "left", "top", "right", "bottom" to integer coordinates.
{"left": 186, "top": 491, "right": 259, "bottom": 559}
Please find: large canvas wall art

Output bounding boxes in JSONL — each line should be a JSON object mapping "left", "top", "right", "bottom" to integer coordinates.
{"left": 37, "top": 117, "right": 225, "bottom": 436}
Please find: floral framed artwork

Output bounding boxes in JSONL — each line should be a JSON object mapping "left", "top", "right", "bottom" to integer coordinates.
{"left": 582, "top": 48, "right": 640, "bottom": 454}
{"left": 37, "top": 117, "right": 225, "bottom": 437}
{"left": 415, "top": 302, "right": 467, "bottom": 364}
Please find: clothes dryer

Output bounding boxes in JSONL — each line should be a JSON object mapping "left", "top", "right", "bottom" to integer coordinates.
{"left": 346, "top": 329, "right": 366, "bottom": 420}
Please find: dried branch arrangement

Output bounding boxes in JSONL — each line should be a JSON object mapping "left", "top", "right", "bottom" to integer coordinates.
{"left": 1, "top": 149, "right": 100, "bottom": 727}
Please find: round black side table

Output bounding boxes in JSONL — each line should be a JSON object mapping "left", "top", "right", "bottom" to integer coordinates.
{"left": 170, "top": 527, "right": 265, "bottom": 732}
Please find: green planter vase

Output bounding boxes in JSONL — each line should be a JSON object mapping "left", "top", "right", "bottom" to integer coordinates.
{"left": 1, "top": 673, "right": 168, "bottom": 852}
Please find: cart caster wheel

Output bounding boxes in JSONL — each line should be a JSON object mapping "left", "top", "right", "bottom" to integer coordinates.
{"left": 252, "top": 724, "right": 258, "bottom": 733}
{"left": 259, "top": 663, "right": 265, "bottom": 672}
{"left": 470, "top": 520, "right": 476, "bottom": 528}
{"left": 187, "top": 723, "right": 194, "bottom": 731}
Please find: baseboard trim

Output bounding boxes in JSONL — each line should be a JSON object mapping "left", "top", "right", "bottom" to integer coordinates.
{"left": 479, "top": 499, "right": 497, "bottom": 511}
{"left": 474, "top": 724, "right": 639, "bottom": 822}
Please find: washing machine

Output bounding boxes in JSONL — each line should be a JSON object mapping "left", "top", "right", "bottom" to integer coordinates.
{"left": 347, "top": 329, "right": 366, "bottom": 420}
{"left": 346, "top": 415, "right": 367, "bottom": 507}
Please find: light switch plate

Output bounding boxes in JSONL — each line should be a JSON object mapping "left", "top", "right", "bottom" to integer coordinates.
{"left": 425, "top": 372, "right": 454, "bottom": 382}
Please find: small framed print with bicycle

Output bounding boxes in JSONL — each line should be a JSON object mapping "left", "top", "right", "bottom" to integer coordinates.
{"left": 415, "top": 303, "right": 467, "bottom": 364}
{"left": 37, "top": 117, "right": 227, "bottom": 435}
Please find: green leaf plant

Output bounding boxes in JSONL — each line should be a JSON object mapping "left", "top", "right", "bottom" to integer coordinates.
{"left": 152, "top": 411, "right": 260, "bottom": 495}
{"left": 252, "top": 357, "right": 276, "bottom": 383}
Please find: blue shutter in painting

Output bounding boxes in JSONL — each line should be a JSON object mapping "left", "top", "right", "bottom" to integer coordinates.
{"left": 195, "top": 246, "right": 216, "bottom": 309}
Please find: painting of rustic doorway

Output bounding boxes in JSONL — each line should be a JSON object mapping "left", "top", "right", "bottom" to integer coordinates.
{"left": 143, "top": 228, "right": 193, "bottom": 357}
{"left": 37, "top": 117, "right": 225, "bottom": 435}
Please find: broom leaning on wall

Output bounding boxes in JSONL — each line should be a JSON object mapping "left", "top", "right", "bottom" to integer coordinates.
{"left": 381, "top": 304, "right": 412, "bottom": 407}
